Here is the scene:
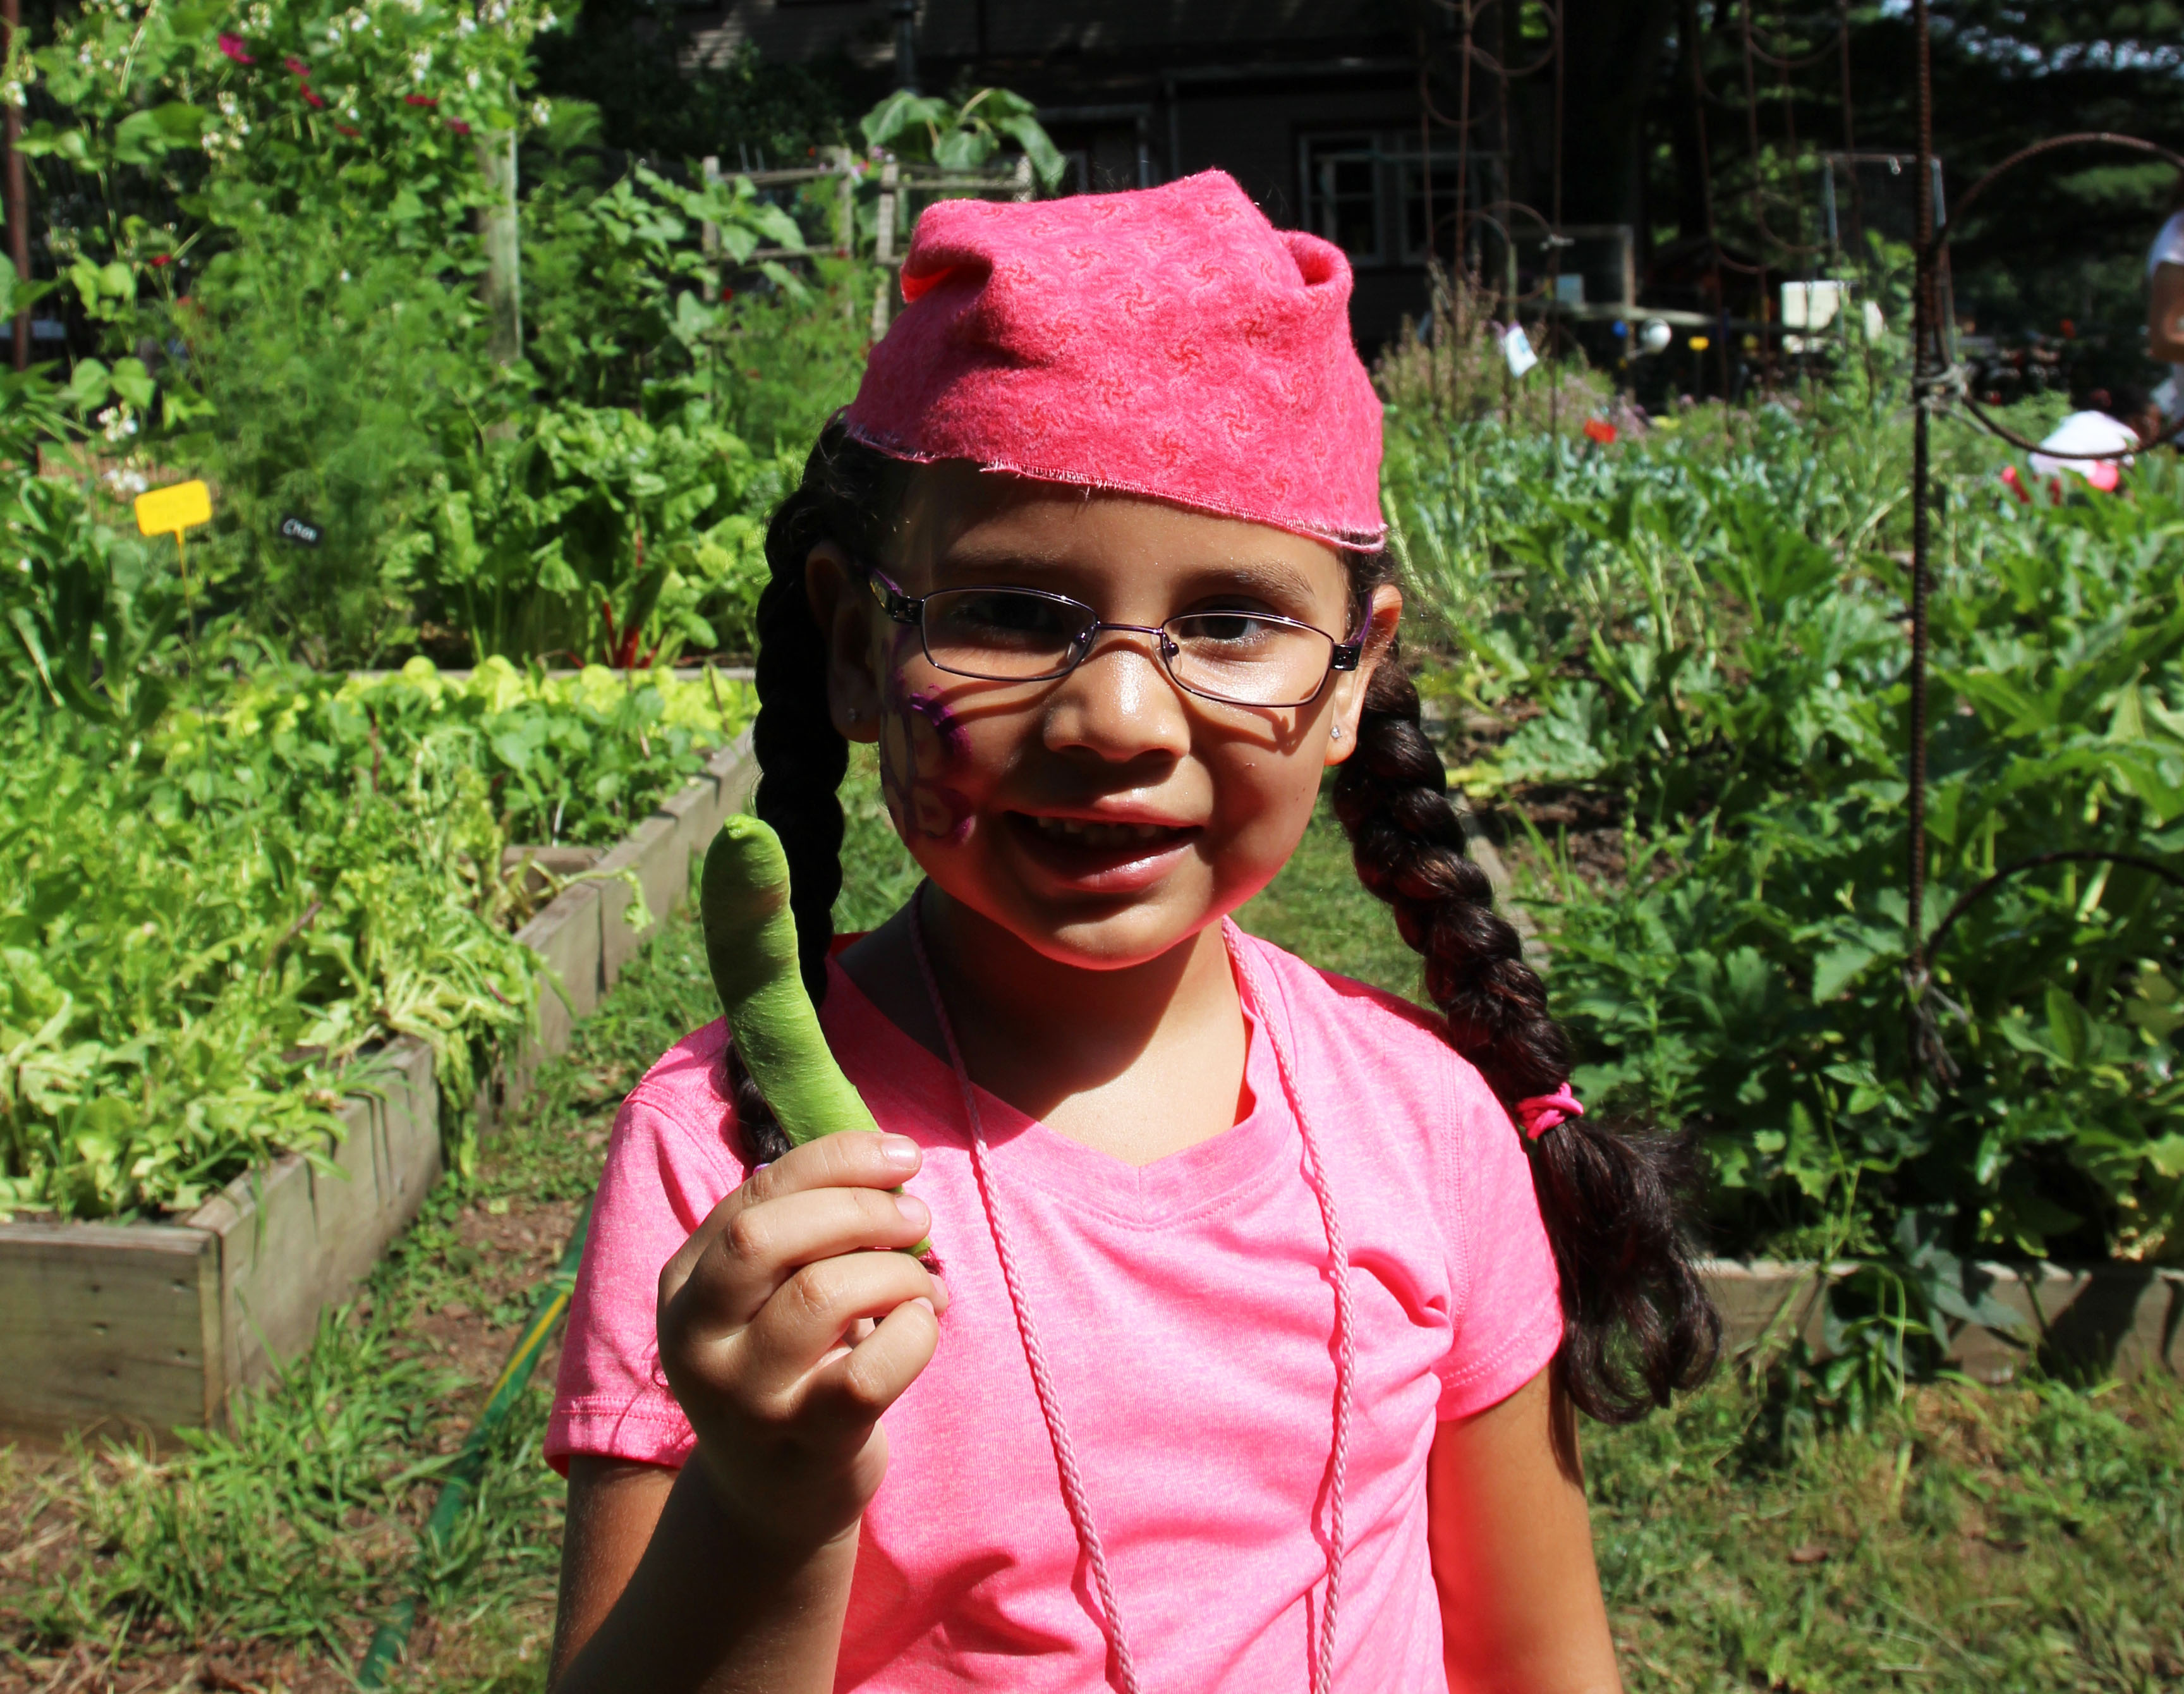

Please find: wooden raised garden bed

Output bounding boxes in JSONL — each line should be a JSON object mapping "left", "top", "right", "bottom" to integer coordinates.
{"left": 0, "top": 740, "right": 755, "bottom": 1439}
{"left": 1704, "top": 1258, "right": 2179, "bottom": 1384}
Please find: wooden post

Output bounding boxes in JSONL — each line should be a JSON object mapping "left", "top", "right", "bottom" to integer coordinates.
{"left": 475, "top": 129, "right": 521, "bottom": 366}
{"left": 1012, "top": 153, "right": 1033, "bottom": 202}
{"left": 700, "top": 154, "right": 720, "bottom": 260}
{"left": 871, "top": 152, "right": 897, "bottom": 338}
{"left": 4, "top": 0, "right": 27, "bottom": 372}
{"left": 833, "top": 145, "right": 854, "bottom": 257}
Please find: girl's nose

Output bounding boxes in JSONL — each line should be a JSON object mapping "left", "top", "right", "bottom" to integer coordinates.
{"left": 1042, "top": 628, "right": 1193, "bottom": 764}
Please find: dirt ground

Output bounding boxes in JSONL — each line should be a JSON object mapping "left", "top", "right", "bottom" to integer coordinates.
{"left": 0, "top": 1185, "right": 585, "bottom": 1694}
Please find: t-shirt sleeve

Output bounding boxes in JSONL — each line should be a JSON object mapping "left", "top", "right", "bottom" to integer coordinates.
{"left": 1433, "top": 1066, "right": 1565, "bottom": 1422}
{"left": 545, "top": 1078, "right": 748, "bottom": 1475}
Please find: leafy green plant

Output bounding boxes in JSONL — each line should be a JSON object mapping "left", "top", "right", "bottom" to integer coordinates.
{"left": 176, "top": 217, "right": 504, "bottom": 662}
{"left": 1, "top": 372, "right": 181, "bottom": 728}
{"left": 859, "top": 87, "right": 1065, "bottom": 191}
{"left": 334, "top": 658, "right": 755, "bottom": 845}
{"left": 411, "top": 404, "right": 789, "bottom": 667}
{"left": 1400, "top": 396, "right": 2184, "bottom": 1269}
{"left": 519, "top": 116, "right": 816, "bottom": 415}
{"left": 0, "top": 658, "right": 752, "bottom": 1221}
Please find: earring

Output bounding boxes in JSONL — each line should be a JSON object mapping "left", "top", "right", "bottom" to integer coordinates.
{"left": 845, "top": 706, "right": 861, "bottom": 724}
{"left": 1330, "top": 722, "right": 1344, "bottom": 743}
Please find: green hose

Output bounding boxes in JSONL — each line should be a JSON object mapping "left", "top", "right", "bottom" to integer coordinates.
{"left": 355, "top": 1197, "right": 593, "bottom": 1690}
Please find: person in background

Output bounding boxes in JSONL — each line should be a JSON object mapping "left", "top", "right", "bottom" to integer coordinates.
{"left": 2005, "top": 384, "right": 2162, "bottom": 500}
{"left": 2149, "top": 180, "right": 2184, "bottom": 420}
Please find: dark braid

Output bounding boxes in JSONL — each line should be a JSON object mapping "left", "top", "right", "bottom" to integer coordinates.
{"left": 1332, "top": 548, "right": 1720, "bottom": 1424}
{"left": 726, "top": 421, "right": 909, "bottom": 1164}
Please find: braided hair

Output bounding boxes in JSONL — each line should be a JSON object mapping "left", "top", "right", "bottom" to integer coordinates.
{"left": 1332, "top": 544, "right": 1719, "bottom": 1423}
{"left": 732, "top": 420, "right": 1718, "bottom": 1421}
{"left": 724, "top": 423, "right": 908, "bottom": 1164}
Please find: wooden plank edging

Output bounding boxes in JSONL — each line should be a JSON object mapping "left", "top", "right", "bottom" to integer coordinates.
{"left": 1701, "top": 1258, "right": 2181, "bottom": 1384}
{"left": 0, "top": 734, "right": 755, "bottom": 1437}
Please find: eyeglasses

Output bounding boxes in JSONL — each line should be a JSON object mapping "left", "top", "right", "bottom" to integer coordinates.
{"left": 864, "top": 567, "right": 1361, "bottom": 710}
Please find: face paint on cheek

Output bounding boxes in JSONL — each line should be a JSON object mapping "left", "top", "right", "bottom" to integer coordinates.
{"left": 877, "top": 635, "right": 975, "bottom": 845}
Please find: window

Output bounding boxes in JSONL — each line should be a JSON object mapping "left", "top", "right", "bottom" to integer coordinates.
{"left": 1301, "top": 134, "right": 1383, "bottom": 263}
{"left": 1299, "top": 133, "right": 1468, "bottom": 269}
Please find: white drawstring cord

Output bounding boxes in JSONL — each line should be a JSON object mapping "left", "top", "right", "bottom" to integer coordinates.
{"left": 908, "top": 894, "right": 1352, "bottom": 1694}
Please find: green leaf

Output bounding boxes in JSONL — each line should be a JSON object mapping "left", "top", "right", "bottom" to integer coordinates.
{"left": 2145, "top": 1135, "right": 2184, "bottom": 1179}
{"left": 114, "top": 109, "right": 179, "bottom": 164}
{"left": 859, "top": 90, "right": 952, "bottom": 149}
{"left": 992, "top": 113, "right": 1068, "bottom": 190}
{"left": 62, "top": 358, "right": 112, "bottom": 411}
{"left": 745, "top": 202, "right": 805, "bottom": 250}
{"left": 1810, "top": 941, "right": 1876, "bottom": 1003}
{"left": 109, "top": 357, "right": 157, "bottom": 412}
{"left": 2044, "top": 987, "right": 2088, "bottom": 1069}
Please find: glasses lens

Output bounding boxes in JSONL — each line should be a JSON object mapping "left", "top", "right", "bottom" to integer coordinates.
{"left": 1166, "top": 612, "right": 1335, "bottom": 707}
{"left": 922, "top": 588, "right": 1090, "bottom": 679}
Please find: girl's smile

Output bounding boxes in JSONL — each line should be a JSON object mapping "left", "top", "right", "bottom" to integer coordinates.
{"left": 1004, "top": 808, "right": 1203, "bottom": 896}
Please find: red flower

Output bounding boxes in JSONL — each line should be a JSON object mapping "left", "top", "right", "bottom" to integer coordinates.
{"left": 719, "top": 285, "right": 736, "bottom": 302}
{"left": 217, "top": 32, "right": 255, "bottom": 63}
{"left": 1583, "top": 417, "right": 1617, "bottom": 445}
{"left": 284, "top": 54, "right": 308, "bottom": 74}
{"left": 302, "top": 87, "right": 325, "bottom": 107}
{"left": 335, "top": 123, "right": 360, "bottom": 137}
{"left": 404, "top": 94, "right": 437, "bottom": 106}
{"left": 446, "top": 118, "right": 470, "bottom": 135}
{"left": 147, "top": 253, "right": 173, "bottom": 267}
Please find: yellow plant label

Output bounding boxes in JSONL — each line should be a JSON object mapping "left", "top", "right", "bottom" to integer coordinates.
{"left": 135, "top": 479, "right": 212, "bottom": 538}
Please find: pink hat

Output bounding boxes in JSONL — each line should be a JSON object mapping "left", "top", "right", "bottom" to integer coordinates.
{"left": 842, "top": 171, "right": 1385, "bottom": 551}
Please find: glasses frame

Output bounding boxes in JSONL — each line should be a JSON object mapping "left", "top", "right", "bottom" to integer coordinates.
{"left": 863, "top": 565, "right": 1363, "bottom": 710}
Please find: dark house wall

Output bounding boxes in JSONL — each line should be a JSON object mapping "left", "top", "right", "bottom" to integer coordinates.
{"left": 678, "top": 0, "right": 1448, "bottom": 348}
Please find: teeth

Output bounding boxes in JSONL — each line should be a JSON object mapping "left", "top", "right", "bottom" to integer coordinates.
{"left": 1033, "top": 817, "right": 1176, "bottom": 849}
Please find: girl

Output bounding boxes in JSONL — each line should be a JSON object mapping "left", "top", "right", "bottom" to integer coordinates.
{"left": 546, "top": 172, "right": 1716, "bottom": 1694}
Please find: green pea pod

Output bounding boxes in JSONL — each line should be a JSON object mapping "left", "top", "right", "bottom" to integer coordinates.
{"left": 701, "top": 815, "right": 931, "bottom": 1253}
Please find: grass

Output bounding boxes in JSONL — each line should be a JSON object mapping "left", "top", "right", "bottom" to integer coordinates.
{"left": 3, "top": 759, "right": 2179, "bottom": 1693}
{"left": 1592, "top": 1372, "right": 2184, "bottom": 1692}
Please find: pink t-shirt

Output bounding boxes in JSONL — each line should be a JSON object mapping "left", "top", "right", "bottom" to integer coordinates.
{"left": 549, "top": 923, "right": 1563, "bottom": 1693}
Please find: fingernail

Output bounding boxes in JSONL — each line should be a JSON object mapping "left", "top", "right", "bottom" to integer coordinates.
{"left": 895, "top": 1193, "right": 930, "bottom": 1230}
{"left": 911, "top": 1296, "right": 937, "bottom": 1317}
{"left": 880, "top": 1135, "right": 921, "bottom": 1171}
{"left": 928, "top": 1278, "right": 949, "bottom": 1312}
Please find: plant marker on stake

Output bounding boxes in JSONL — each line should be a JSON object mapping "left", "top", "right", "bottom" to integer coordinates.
{"left": 701, "top": 815, "right": 930, "bottom": 1252}
{"left": 134, "top": 478, "right": 212, "bottom": 609}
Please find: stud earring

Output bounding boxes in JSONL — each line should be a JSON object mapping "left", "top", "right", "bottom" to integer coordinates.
{"left": 845, "top": 706, "right": 861, "bottom": 724}
{"left": 1330, "top": 722, "right": 1344, "bottom": 743}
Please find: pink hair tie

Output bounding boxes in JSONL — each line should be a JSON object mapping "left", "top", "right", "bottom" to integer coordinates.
{"left": 1515, "top": 1083, "right": 1585, "bottom": 1140}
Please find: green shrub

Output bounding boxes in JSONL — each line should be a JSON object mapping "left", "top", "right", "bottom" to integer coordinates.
{"left": 0, "top": 654, "right": 753, "bottom": 1221}
{"left": 1394, "top": 392, "right": 2184, "bottom": 1267}
{"left": 405, "top": 403, "right": 792, "bottom": 666}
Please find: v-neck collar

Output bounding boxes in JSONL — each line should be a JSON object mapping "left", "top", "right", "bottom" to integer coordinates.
{"left": 821, "top": 925, "right": 1297, "bottom": 1231}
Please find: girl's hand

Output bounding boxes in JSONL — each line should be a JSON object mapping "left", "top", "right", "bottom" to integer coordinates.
{"left": 657, "top": 1131, "right": 947, "bottom": 1555}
